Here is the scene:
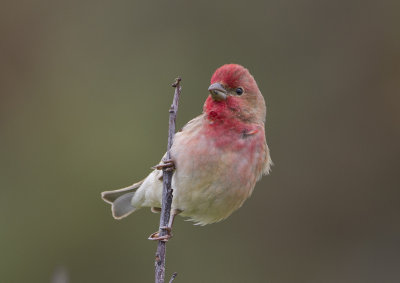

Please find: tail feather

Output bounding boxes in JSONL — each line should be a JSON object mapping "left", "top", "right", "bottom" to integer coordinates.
{"left": 101, "top": 180, "right": 144, "bottom": 219}
{"left": 112, "top": 192, "right": 136, "bottom": 219}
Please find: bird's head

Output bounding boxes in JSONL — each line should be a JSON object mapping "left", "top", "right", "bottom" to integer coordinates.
{"left": 205, "top": 64, "right": 266, "bottom": 124}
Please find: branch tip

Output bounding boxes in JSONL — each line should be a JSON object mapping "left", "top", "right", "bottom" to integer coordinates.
{"left": 172, "top": 77, "right": 182, "bottom": 87}
{"left": 169, "top": 272, "right": 178, "bottom": 283}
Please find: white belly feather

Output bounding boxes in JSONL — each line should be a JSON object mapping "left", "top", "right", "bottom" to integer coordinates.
{"left": 131, "top": 116, "right": 268, "bottom": 225}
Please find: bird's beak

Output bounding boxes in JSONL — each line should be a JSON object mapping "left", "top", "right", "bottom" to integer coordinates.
{"left": 208, "top": 83, "right": 227, "bottom": 101}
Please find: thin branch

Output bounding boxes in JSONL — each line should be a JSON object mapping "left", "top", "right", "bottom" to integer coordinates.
{"left": 169, "top": 272, "right": 178, "bottom": 283}
{"left": 154, "top": 77, "right": 182, "bottom": 283}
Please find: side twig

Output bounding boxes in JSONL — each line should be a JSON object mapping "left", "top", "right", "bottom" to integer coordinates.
{"left": 169, "top": 272, "right": 178, "bottom": 283}
{"left": 154, "top": 77, "right": 182, "bottom": 283}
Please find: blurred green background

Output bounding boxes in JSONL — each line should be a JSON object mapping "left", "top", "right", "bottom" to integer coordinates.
{"left": 1, "top": 0, "right": 399, "bottom": 282}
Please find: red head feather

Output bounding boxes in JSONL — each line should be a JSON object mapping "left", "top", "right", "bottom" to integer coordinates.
{"left": 205, "top": 64, "right": 266, "bottom": 125}
{"left": 210, "top": 64, "right": 258, "bottom": 92}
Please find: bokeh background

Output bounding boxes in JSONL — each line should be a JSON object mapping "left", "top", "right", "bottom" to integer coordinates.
{"left": 1, "top": 0, "right": 400, "bottom": 282}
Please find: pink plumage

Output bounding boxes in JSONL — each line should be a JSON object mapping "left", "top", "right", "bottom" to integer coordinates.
{"left": 102, "top": 64, "right": 272, "bottom": 227}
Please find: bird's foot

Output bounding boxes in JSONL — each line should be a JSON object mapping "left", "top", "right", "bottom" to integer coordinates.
{"left": 148, "top": 226, "right": 172, "bottom": 242}
{"left": 152, "top": 159, "right": 175, "bottom": 172}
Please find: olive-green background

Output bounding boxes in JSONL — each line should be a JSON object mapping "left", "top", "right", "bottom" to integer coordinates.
{"left": 1, "top": 1, "right": 399, "bottom": 282}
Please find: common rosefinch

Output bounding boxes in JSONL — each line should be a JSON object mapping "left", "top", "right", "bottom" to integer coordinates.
{"left": 102, "top": 64, "right": 272, "bottom": 235}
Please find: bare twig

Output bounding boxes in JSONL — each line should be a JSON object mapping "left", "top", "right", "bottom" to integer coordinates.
{"left": 154, "top": 77, "right": 182, "bottom": 283}
{"left": 169, "top": 272, "right": 178, "bottom": 283}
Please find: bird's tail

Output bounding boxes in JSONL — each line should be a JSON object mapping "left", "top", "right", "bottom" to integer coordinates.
{"left": 101, "top": 180, "right": 144, "bottom": 219}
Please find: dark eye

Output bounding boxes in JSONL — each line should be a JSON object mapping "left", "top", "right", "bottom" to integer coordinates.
{"left": 235, "top": 87, "right": 244, "bottom": 95}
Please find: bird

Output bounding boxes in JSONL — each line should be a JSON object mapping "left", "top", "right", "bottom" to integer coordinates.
{"left": 101, "top": 64, "right": 272, "bottom": 240}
